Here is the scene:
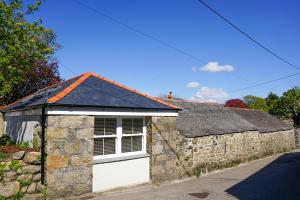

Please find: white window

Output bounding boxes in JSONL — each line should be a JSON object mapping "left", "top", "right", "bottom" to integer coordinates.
{"left": 93, "top": 117, "right": 146, "bottom": 159}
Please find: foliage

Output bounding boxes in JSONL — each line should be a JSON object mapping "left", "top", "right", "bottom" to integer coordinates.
{"left": 19, "top": 179, "right": 31, "bottom": 187}
{"left": 243, "top": 95, "right": 269, "bottom": 112}
{"left": 9, "top": 192, "right": 24, "bottom": 200}
{"left": 269, "top": 87, "right": 300, "bottom": 125}
{"left": 0, "top": 135, "right": 14, "bottom": 146}
{"left": 0, "top": 163, "right": 6, "bottom": 180}
{"left": 41, "top": 187, "right": 48, "bottom": 200}
{"left": 0, "top": 61, "right": 62, "bottom": 105}
{"left": 0, "top": 152, "right": 7, "bottom": 162}
{"left": 9, "top": 160, "right": 22, "bottom": 171}
{"left": 16, "top": 141, "right": 30, "bottom": 148}
{"left": 225, "top": 99, "right": 248, "bottom": 108}
{"left": 266, "top": 92, "right": 280, "bottom": 115}
{"left": 0, "top": 0, "right": 60, "bottom": 101}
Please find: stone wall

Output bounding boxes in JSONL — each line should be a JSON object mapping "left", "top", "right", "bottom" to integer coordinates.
{"left": 46, "top": 115, "right": 94, "bottom": 199}
{"left": 0, "top": 151, "right": 43, "bottom": 200}
{"left": 149, "top": 116, "right": 188, "bottom": 183}
{"left": 150, "top": 117, "right": 295, "bottom": 183}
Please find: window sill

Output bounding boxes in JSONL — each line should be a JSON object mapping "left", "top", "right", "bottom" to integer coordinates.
{"left": 93, "top": 153, "right": 150, "bottom": 164}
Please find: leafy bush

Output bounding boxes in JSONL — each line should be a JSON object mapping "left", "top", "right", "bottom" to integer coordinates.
{"left": 0, "top": 135, "right": 14, "bottom": 146}
{"left": 225, "top": 99, "right": 248, "bottom": 108}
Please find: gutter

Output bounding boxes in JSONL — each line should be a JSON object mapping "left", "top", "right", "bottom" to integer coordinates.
{"left": 41, "top": 105, "right": 46, "bottom": 185}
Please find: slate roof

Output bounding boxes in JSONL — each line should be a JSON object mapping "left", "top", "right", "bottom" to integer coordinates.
{"left": 172, "top": 100, "right": 293, "bottom": 137}
{"left": 173, "top": 101, "right": 258, "bottom": 137}
{"left": 3, "top": 72, "right": 179, "bottom": 111}
{"left": 230, "top": 107, "right": 293, "bottom": 133}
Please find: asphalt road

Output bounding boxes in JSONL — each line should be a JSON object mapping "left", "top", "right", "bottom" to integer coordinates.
{"left": 93, "top": 149, "right": 300, "bottom": 200}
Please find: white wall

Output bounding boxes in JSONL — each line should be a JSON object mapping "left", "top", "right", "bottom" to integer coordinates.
{"left": 4, "top": 111, "right": 41, "bottom": 145}
{"left": 93, "top": 157, "right": 150, "bottom": 192}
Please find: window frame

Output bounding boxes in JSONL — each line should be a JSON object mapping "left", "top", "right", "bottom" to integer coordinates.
{"left": 93, "top": 116, "right": 147, "bottom": 160}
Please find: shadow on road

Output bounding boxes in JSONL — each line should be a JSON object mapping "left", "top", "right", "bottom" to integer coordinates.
{"left": 226, "top": 151, "right": 300, "bottom": 200}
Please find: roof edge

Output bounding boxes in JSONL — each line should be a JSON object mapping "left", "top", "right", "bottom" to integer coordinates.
{"left": 2, "top": 75, "right": 80, "bottom": 111}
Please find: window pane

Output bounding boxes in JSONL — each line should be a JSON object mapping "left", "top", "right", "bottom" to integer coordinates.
{"left": 105, "top": 118, "right": 116, "bottom": 135}
{"left": 133, "top": 119, "right": 143, "bottom": 134}
{"left": 94, "top": 138, "right": 103, "bottom": 156}
{"left": 132, "top": 136, "right": 142, "bottom": 151}
{"left": 122, "top": 119, "right": 132, "bottom": 134}
{"left": 122, "top": 137, "right": 131, "bottom": 153}
{"left": 94, "top": 118, "right": 104, "bottom": 135}
{"left": 103, "top": 138, "right": 116, "bottom": 155}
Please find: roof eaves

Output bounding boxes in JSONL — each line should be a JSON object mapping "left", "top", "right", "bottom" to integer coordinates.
{"left": 2, "top": 77, "right": 75, "bottom": 111}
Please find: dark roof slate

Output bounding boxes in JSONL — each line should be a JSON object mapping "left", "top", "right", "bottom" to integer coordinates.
{"left": 4, "top": 73, "right": 178, "bottom": 111}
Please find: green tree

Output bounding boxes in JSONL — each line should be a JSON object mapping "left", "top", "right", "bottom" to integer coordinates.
{"left": 271, "top": 87, "right": 300, "bottom": 125}
{"left": 0, "top": 0, "right": 59, "bottom": 100}
{"left": 266, "top": 92, "right": 280, "bottom": 115}
{"left": 243, "top": 95, "right": 269, "bottom": 112}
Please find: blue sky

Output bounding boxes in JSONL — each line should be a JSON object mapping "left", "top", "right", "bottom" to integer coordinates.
{"left": 34, "top": 0, "right": 300, "bottom": 102}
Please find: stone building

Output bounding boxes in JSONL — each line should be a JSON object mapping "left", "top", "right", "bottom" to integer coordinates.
{"left": 1, "top": 72, "right": 179, "bottom": 199}
{"left": 0, "top": 72, "right": 295, "bottom": 199}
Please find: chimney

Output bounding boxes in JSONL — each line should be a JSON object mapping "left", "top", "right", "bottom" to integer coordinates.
{"left": 167, "top": 91, "right": 173, "bottom": 100}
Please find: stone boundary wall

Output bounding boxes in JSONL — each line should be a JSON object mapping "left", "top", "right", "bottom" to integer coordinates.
{"left": 0, "top": 151, "right": 43, "bottom": 200}
{"left": 150, "top": 117, "right": 295, "bottom": 183}
{"left": 46, "top": 115, "right": 94, "bottom": 199}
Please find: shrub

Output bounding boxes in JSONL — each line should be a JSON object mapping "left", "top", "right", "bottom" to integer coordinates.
{"left": 225, "top": 99, "right": 248, "bottom": 108}
{"left": 0, "top": 135, "right": 14, "bottom": 146}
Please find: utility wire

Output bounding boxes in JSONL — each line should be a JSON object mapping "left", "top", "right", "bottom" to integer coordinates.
{"left": 71, "top": 0, "right": 299, "bottom": 93}
{"left": 198, "top": 0, "right": 300, "bottom": 71}
{"left": 228, "top": 72, "right": 300, "bottom": 93}
{"left": 71, "top": 0, "right": 258, "bottom": 85}
{"left": 72, "top": 0, "right": 207, "bottom": 64}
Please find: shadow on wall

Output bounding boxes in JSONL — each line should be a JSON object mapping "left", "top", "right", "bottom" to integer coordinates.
{"left": 226, "top": 151, "right": 300, "bottom": 200}
{"left": 4, "top": 115, "right": 41, "bottom": 144}
{"left": 151, "top": 121, "right": 193, "bottom": 178}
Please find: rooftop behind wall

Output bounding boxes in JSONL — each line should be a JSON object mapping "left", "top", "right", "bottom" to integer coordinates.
{"left": 171, "top": 101, "right": 293, "bottom": 137}
{"left": 173, "top": 101, "right": 258, "bottom": 137}
{"left": 230, "top": 107, "right": 293, "bottom": 133}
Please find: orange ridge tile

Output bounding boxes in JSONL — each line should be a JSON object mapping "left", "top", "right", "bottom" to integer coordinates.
{"left": 47, "top": 72, "right": 92, "bottom": 103}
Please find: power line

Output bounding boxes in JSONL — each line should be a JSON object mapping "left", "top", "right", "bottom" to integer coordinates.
{"left": 197, "top": 0, "right": 300, "bottom": 71}
{"left": 71, "top": 0, "right": 298, "bottom": 93}
{"left": 72, "top": 0, "right": 207, "bottom": 64}
{"left": 228, "top": 72, "right": 300, "bottom": 93}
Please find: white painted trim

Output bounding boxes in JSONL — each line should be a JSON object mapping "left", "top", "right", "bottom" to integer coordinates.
{"left": 93, "top": 117, "right": 147, "bottom": 160}
{"left": 47, "top": 110, "right": 178, "bottom": 116}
